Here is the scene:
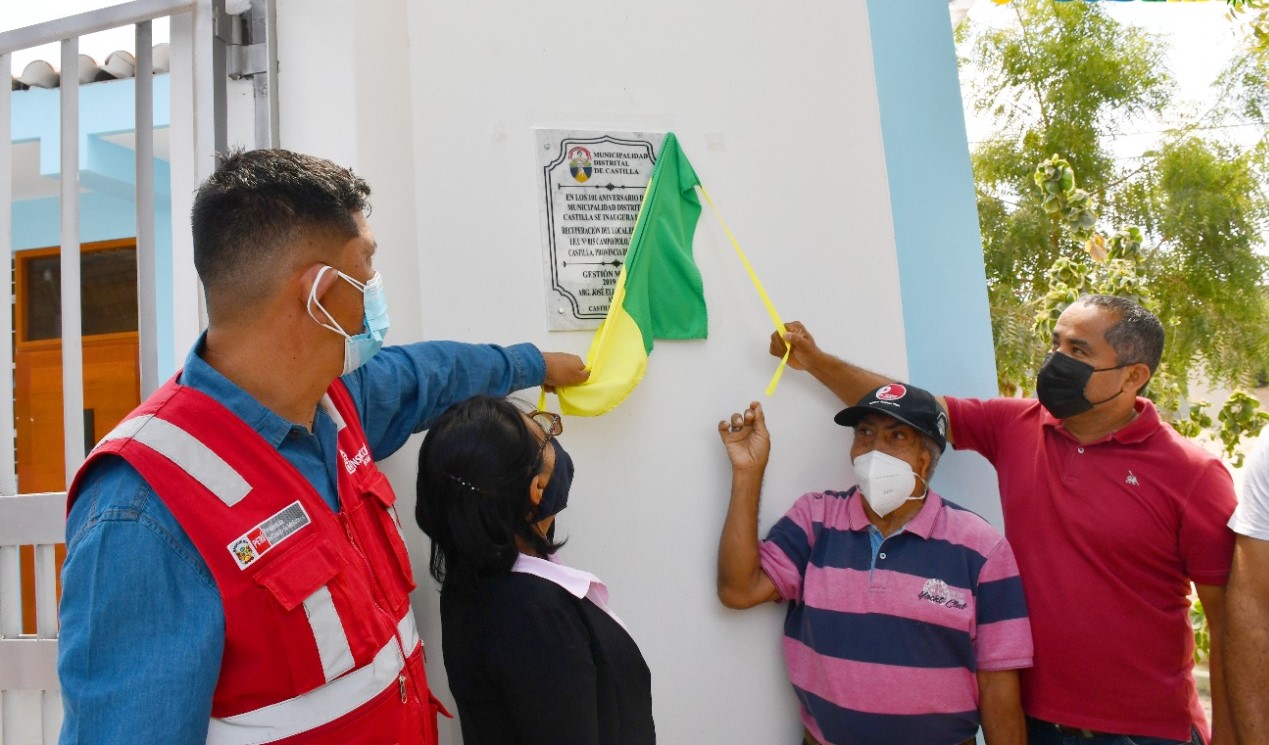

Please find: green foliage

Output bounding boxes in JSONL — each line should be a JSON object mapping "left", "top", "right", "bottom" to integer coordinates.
{"left": 1213, "top": 43, "right": 1269, "bottom": 125}
{"left": 1191, "top": 595, "right": 1210, "bottom": 664}
{"left": 966, "top": 0, "right": 1176, "bottom": 393}
{"left": 1218, "top": 391, "right": 1269, "bottom": 466}
{"left": 961, "top": 0, "right": 1269, "bottom": 458}
{"left": 1227, "top": 0, "right": 1269, "bottom": 50}
{"left": 1035, "top": 154, "right": 1096, "bottom": 240}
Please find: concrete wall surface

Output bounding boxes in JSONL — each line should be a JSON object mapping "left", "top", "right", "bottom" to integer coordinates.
{"left": 274, "top": 0, "right": 997, "bottom": 742}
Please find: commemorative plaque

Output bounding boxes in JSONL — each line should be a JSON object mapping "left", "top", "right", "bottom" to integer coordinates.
{"left": 535, "top": 129, "right": 665, "bottom": 330}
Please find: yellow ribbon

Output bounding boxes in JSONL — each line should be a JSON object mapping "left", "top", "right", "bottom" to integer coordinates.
{"left": 697, "top": 185, "right": 789, "bottom": 396}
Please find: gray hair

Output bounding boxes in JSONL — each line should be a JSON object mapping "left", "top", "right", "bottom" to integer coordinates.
{"left": 921, "top": 435, "right": 942, "bottom": 483}
{"left": 1074, "top": 295, "right": 1165, "bottom": 373}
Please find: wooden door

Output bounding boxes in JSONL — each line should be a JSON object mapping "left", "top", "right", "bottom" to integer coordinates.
{"left": 12, "top": 239, "right": 141, "bottom": 633}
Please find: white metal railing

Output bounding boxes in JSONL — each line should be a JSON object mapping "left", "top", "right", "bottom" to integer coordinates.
{"left": 0, "top": 493, "right": 64, "bottom": 743}
{"left": 0, "top": 2, "right": 231, "bottom": 742}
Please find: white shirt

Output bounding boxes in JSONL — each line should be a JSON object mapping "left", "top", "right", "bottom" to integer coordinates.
{"left": 1230, "top": 430, "right": 1269, "bottom": 540}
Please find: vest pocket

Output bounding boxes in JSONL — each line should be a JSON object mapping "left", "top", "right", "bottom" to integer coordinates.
{"left": 362, "top": 473, "right": 417, "bottom": 593}
{"left": 256, "top": 536, "right": 357, "bottom": 686}
{"left": 256, "top": 535, "right": 347, "bottom": 610}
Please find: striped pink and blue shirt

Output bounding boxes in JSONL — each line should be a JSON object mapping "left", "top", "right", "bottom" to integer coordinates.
{"left": 759, "top": 487, "right": 1033, "bottom": 745}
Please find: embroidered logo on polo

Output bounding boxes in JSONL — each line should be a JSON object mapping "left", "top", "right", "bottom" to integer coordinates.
{"left": 227, "top": 501, "right": 311, "bottom": 570}
{"left": 918, "top": 578, "right": 968, "bottom": 610}
{"left": 1125, "top": 470, "right": 1139, "bottom": 486}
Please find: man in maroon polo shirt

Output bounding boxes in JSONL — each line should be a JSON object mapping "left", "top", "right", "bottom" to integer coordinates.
{"left": 768, "top": 295, "right": 1235, "bottom": 745}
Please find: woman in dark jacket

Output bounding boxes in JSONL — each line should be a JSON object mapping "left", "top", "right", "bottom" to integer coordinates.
{"left": 415, "top": 395, "right": 655, "bottom": 745}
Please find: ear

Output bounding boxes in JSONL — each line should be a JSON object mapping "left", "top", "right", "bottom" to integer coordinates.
{"left": 913, "top": 449, "right": 933, "bottom": 494}
{"left": 528, "top": 471, "right": 548, "bottom": 508}
{"left": 1124, "top": 363, "right": 1151, "bottom": 396}
{"left": 300, "top": 263, "right": 339, "bottom": 308}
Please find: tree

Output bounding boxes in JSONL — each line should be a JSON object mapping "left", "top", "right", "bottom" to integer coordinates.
{"left": 961, "top": 0, "right": 1269, "bottom": 461}
{"left": 1227, "top": 0, "right": 1269, "bottom": 50}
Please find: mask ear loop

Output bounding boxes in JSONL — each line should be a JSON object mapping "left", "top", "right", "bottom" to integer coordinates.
{"left": 307, "top": 265, "right": 354, "bottom": 339}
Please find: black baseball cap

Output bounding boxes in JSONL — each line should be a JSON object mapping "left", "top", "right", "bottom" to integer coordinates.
{"left": 834, "top": 382, "right": 948, "bottom": 453}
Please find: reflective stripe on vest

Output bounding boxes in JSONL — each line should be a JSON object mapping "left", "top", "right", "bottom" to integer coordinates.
{"left": 319, "top": 394, "right": 348, "bottom": 432}
{"left": 302, "top": 586, "right": 355, "bottom": 682}
{"left": 100, "top": 414, "right": 251, "bottom": 507}
{"left": 205, "top": 608, "right": 422, "bottom": 744}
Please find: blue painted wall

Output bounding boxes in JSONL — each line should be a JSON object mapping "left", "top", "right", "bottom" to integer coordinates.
{"left": 866, "top": 0, "right": 1005, "bottom": 540}
{"left": 10, "top": 75, "right": 176, "bottom": 377}
{"left": 865, "top": 0, "right": 998, "bottom": 400}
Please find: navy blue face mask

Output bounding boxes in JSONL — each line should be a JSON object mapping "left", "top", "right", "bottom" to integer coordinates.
{"left": 536, "top": 439, "right": 574, "bottom": 520}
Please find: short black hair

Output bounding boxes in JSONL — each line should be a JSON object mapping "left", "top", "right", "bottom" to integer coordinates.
{"left": 1075, "top": 295, "right": 1165, "bottom": 373}
{"left": 191, "top": 148, "right": 371, "bottom": 320}
{"left": 415, "top": 396, "right": 562, "bottom": 589}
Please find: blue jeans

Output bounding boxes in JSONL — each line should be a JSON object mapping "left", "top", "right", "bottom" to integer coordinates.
{"left": 1026, "top": 717, "right": 1203, "bottom": 745}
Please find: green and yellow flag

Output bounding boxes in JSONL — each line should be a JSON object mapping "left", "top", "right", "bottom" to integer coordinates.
{"left": 556, "top": 133, "right": 707, "bottom": 416}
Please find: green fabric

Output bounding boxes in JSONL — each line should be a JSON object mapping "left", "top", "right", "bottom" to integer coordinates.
{"left": 620, "top": 132, "right": 707, "bottom": 353}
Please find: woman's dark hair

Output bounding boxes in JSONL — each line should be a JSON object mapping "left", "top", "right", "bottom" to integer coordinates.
{"left": 415, "top": 395, "right": 563, "bottom": 589}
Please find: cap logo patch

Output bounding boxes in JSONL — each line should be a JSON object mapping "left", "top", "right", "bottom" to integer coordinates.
{"left": 875, "top": 384, "right": 907, "bottom": 402}
{"left": 937, "top": 413, "right": 948, "bottom": 436}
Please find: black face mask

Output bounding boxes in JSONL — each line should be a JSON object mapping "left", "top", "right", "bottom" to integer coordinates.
{"left": 536, "top": 439, "right": 574, "bottom": 520}
{"left": 1035, "top": 351, "right": 1130, "bottom": 419}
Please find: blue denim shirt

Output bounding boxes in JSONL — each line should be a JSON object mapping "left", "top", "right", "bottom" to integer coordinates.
{"left": 57, "top": 337, "right": 545, "bottom": 744}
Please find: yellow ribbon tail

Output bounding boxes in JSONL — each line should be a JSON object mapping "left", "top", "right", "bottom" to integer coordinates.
{"left": 698, "top": 184, "right": 788, "bottom": 397}
{"left": 766, "top": 345, "right": 790, "bottom": 397}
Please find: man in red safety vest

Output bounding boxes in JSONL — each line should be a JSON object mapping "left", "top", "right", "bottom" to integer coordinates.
{"left": 58, "top": 149, "right": 588, "bottom": 744}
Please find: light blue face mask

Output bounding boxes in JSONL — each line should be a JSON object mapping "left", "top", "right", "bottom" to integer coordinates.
{"left": 307, "top": 265, "right": 391, "bottom": 375}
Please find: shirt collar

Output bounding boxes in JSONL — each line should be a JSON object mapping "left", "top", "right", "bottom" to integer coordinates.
{"left": 844, "top": 486, "right": 944, "bottom": 540}
{"left": 511, "top": 553, "right": 607, "bottom": 600}
{"left": 1041, "top": 396, "right": 1159, "bottom": 446}
{"left": 179, "top": 332, "right": 300, "bottom": 448}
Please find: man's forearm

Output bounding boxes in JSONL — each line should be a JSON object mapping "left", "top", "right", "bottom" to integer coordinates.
{"left": 803, "top": 351, "right": 889, "bottom": 407}
{"left": 977, "top": 670, "right": 1025, "bottom": 745}
{"left": 1195, "top": 584, "right": 1234, "bottom": 745}
{"left": 1208, "top": 628, "right": 1235, "bottom": 745}
{"left": 1227, "top": 537, "right": 1269, "bottom": 742}
{"left": 717, "top": 467, "right": 772, "bottom": 608}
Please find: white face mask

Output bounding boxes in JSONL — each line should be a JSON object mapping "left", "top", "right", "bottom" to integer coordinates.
{"left": 853, "top": 450, "right": 927, "bottom": 518}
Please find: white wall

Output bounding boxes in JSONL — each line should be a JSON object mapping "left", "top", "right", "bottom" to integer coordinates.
{"left": 406, "top": 2, "right": 909, "bottom": 743}
{"left": 278, "top": 1, "right": 921, "bottom": 742}
{"left": 276, "top": 0, "right": 421, "bottom": 345}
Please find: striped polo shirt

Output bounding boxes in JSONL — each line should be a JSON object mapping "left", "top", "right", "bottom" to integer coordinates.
{"left": 759, "top": 487, "right": 1033, "bottom": 745}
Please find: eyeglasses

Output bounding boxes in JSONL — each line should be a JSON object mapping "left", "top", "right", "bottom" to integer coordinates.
{"left": 528, "top": 410, "right": 563, "bottom": 458}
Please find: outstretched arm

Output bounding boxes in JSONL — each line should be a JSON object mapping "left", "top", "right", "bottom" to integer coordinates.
{"left": 716, "top": 402, "right": 780, "bottom": 609}
{"left": 769, "top": 321, "right": 954, "bottom": 444}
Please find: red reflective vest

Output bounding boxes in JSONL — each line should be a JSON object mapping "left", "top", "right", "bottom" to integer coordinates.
{"left": 69, "top": 377, "right": 446, "bottom": 744}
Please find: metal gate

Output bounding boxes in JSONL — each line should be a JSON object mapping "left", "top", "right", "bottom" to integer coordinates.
{"left": 0, "top": 1, "right": 278, "bottom": 741}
